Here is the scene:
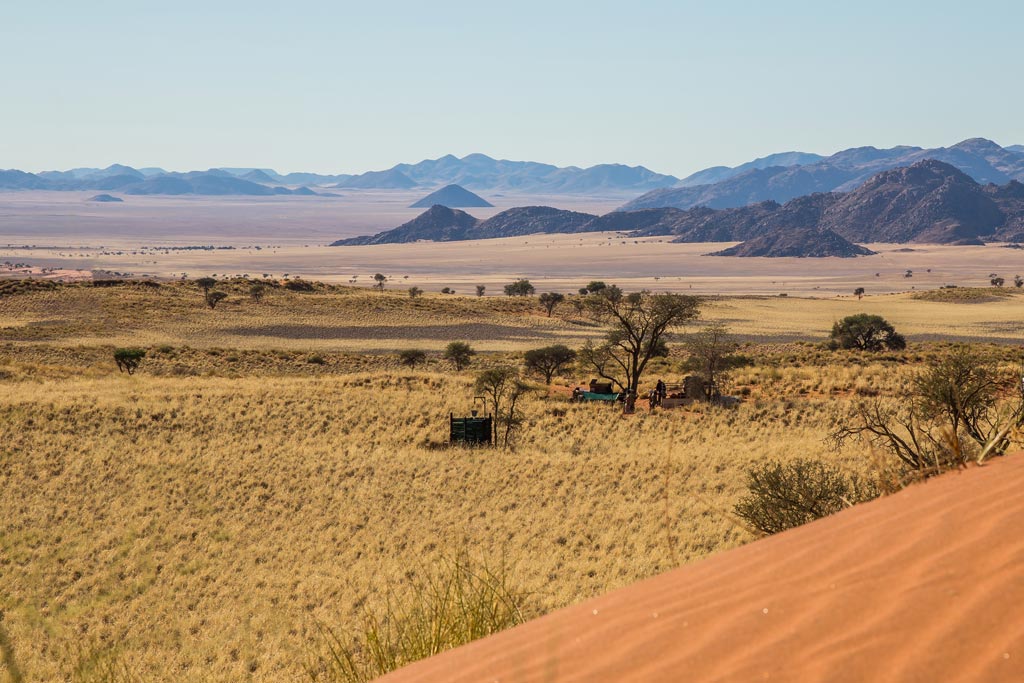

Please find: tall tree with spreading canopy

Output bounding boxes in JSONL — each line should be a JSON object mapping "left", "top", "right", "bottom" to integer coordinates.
{"left": 523, "top": 345, "right": 576, "bottom": 384}
{"left": 538, "top": 292, "right": 564, "bottom": 317}
{"left": 578, "top": 287, "right": 700, "bottom": 394}
{"left": 829, "top": 314, "right": 905, "bottom": 351}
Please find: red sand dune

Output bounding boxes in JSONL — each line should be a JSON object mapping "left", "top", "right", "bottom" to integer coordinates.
{"left": 381, "top": 456, "right": 1024, "bottom": 682}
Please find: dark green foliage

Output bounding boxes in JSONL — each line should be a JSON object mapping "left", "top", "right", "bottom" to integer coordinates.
{"left": 113, "top": 348, "right": 146, "bottom": 375}
{"left": 284, "top": 279, "right": 315, "bottom": 292}
{"left": 307, "top": 354, "right": 326, "bottom": 365}
{"left": 408, "top": 286, "right": 423, "bottom": 298}
{"left": 475, "top": 285, "right": 486, "bottom": 297}
{"left": 373, "top": 273, "right": 387, "bottom": 291}
{"left": 538, "top": 292, "right": 564, "bottom": 317}
{"left": 503, "top": 279, "right": 535, "bottom": 297}
{"left": 249, "top": 283, "right": 266, "bottom": 302}
{"left": 829, "top": 313, "right": 905, "bottom": 351}
{"left": 734, "top": 458, "right": 876, "bottom": 535}
{"left": 523, "top": 345, "right": 576, "bottom": 384}
{"left": 195, "top": 277, "right": 217, "bottom": 294}
{"left": 853, "top": 286, "right": 865, "bottom": 299}
{"left": 206, "top": 291, "right": 228, "bottom": 309}
{"left": 584, "top": 281, "right": 607, "bottom": 294}
{"left": 443, "top": 342, "right": 475, "bottom": 371}
{"left": 398, "top": 349, "right": 427, "bottom": 367}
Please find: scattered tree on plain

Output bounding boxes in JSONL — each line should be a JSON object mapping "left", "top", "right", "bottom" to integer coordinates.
{"left": 584, "top": 281, "right": 607, "bottom": 294}
{"left": 828, "top": 314, "right": 905, "bottom": 351}
{"left": 1015, "top": 275, "right": 1024, "bottom": 288}
{"left": 113, "top": 348, "right": 146, "bottom": 375}
{"left": 196, "top": 277, "right": 217, "bottom": 297}
{"left": 991, "top": 276, "right": 1005, "bottom": 287}
{"left": 853, "top": 287, "right": 865, "bottom": 299}
{"left": 206, "top": 291, "right": 228, "bottom": 310}
{"left": 578, "top": 287, "right": 700, "bottom": 394}
{"left": 503, "top": 279, "right": 535, "bottom": 297}
{"left": 523, "top": 345, "right": 576, "bottom": 384}
{"left": 408, "top": 286, "right": 423, "bottom": 299}
{"left": 474, "top": 366, "right": 532, "bottom": 447}
{"left": 373, "top": 273, "right": 387, "bottom": 291}
{"left": 398, "top": 349, "right": 427, "bottom": 367}
{"left": 443, "top": 341, "right": 476, "bottom": 371}
{"left": 249, "top": 283, "right": 266, "bottom": 302}
{"left": 538, "top": 292, "right": 565, "bottom": 317}
{"left": 475, "top": 285, "right": 486, "bottom": 297}
{"left": 685, "top": 323, "right": 739, "bottom": 400}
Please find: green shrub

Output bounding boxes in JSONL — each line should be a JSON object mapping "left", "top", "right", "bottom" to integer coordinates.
{"left": 734, "top": 458, "right": 877, "bottom": 535}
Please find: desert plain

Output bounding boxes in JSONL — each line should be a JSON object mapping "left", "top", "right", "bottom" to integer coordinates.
{"left": 1, "top": 189, "right": 1023, "bottom": 683}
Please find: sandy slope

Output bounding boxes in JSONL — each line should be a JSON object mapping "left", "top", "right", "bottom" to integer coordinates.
{"left": 380, "top": 456, "right": 1024, "bottom": 682}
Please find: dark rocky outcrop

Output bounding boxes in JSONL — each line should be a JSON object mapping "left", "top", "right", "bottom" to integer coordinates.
{"left": 475, "top": 206, "right": 597, "bottom": 238}
{"left": 709, "top": 228, "right": 875, "bottom": 258}
{"left": 332, "top": 205, "right": 479, "bottom": 245}
{"left": 87, "top": 194, "right": 123, "bottom": 202}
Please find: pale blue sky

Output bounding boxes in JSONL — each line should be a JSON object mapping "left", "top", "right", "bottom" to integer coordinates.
{"left": 1, "top": 0, "right": 1021, "bottom": 176}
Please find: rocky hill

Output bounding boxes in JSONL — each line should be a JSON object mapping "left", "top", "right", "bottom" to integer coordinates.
{"left": 474, "top": 206, "right": 597, "bottom": 238}
{"left": 87, "top": 194, "right": 123, "bottom": 202}
{"left": 332, "top": 168, "right": 417, "bottom": 190}
{"left": 709, "top": 227, "right": 875, "bottom": 258}
{"left": 622, "top": 138, "right": 1024, "bottom": 211}
{"left": 819, "top": 160, "right": 1005, "bottom": 243}
{"left": 410, "top": 184, "right": 493, "bottom": 208}
{"left": 331, "top": 205, "right": 480, "bottom": 245}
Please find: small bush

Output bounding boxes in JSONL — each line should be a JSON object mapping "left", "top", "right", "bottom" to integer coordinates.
{"left": 733, "top": 458, "right": 877, "bottom": 535}
{"left": 307, "top": 354, "right": 327, "bottom": 365}
{"left": 307, "top": 553, "right": 527, "bottom": 683}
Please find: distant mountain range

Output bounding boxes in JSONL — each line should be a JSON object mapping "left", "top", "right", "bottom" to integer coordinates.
{"left": 4, "top": 139, "right": 1022, "bottom": 199}
{"left": 0, "top": 154, "right": 681, "bottom": 196}
{"left": 622, "top": 138, "right": 1024, "bottom": 211}
{"left": 0, "top": 164, "right": 319, "bottom": 196}
{"left": 331, "top": 160, "right": 1024, "bottom": 255}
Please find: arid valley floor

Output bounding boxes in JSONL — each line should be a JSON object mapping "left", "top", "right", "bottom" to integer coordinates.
{"left": 2, "top": 191, "right": 1024, "bottom": 682}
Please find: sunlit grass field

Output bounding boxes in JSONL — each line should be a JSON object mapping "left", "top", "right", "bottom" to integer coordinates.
{"left": 1, "top": 279, "right": 1023, "bottom": 681}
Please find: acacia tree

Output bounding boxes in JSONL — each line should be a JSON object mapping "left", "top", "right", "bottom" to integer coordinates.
{"left": 829, "top": 314, "right": 905, "bottom": 351}
{"left": 373, "top": 273, "right": 387, "bottom": 291}
{"left": 398, "top": 349, "right": 427, "bottom": 367}
{"left": 578, "top": 287, "right": 700, "bottom": 394}
{"left": 538, "top": 292, "right": 565, "bottom": 317}
{"left": 249, "top": 283, "right": 266, "bottom": 302}
{"left": 854, "top": 287, "right": 865, "bottom": 299}
{"left": 475, "top": 285, "right": 486, "bottom": 297}
{"left": 206, "top": 291, "right": 228, "bottom": 309}
{"left": 408, "top": 286, "right": 423, "bottom": 298}
{"left": 523, "top": 345, "right": 576, "bottom": 384}
{"left": 831, "top": 346, "right": 1024, "bottom": 474}
{"left": 113, "top": 348, "right": 146, "bottom": 375}
{"left": 474, "top": 366, "right": 532, "bottom": 448}
{"left": 443, "top": 341, "right": 475, "bottom": 371}
{"left": 685, "top": 323, "right": 739, "bottom": 399}
{"left": 503, "top": 279, "right": 535, "bottom": 296}
{"left": 196, "top": 277, "right": 217, "bottom": 297}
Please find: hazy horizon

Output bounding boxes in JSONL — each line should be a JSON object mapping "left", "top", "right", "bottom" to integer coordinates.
{"left": 2, "top": 0, "right": 1022, "bottom": 176}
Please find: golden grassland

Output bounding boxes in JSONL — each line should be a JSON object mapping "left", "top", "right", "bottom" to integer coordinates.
{"left": 2, "top": 280, "right": 1024, "bottom": 681}
{"left": 1, "top": 280, "right": 1023, "bottom": 353}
